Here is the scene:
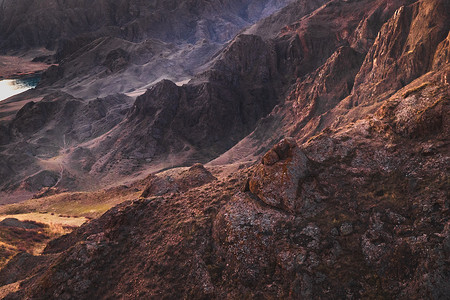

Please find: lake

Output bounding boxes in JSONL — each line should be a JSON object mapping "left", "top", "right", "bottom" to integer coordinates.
{"left": 0, "top": 76, "right": 40, "bottom": 101}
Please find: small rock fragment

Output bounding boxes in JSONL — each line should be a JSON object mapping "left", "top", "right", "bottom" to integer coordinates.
{"left": 340, "top": 222, "right": 353, "bottom": 236}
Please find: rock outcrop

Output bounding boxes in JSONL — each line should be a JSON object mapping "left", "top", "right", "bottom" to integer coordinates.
{"left": 249, "top": 138, "right": 309, "bottom": 213}
{"left": 141, "top": 163, "right": 216, "bottom": 198}
{"left": 0, "top": 0, "right": 294, "bottom": 51}
{"left": 349, "top": 0, "right": 450, "bottom": 106}
{"left": 0, "top": 0, "right": 449, "bottom": 298}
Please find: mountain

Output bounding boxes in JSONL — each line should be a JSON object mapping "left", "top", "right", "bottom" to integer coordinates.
{"left": 0, "top": 0, "right": 294, "bottom": 50}
{"left": 1, "top": 0, "right": 321, "bottom": 199}
{"left": 0, "top": 0, "right": 449, "bottom": 298}
{"left": 0, "top": 0, "right": 298, "bottom": 98}
{"left": 0, "top": 0, "right": 333, "bottom": 199}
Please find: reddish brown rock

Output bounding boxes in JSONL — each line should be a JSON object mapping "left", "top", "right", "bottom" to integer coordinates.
{"left": 141, "top": 163, "right": 216, "bottom": 198}
{"left": 261, "top": 149, "right": 279, "bottom": 166}
{"left": 178, "top": 163, "right": 217, "bottom": 189}
{"left": 432, "top": 31, "right": 450, "bottom": 70}
{"left": 350, "top": 0, "right": 450, "bottom": 106}
{"left": 0, "top": 0, "right": 449, "bottom": 299}
{"left": 249, "top": 138, "right": 308, "bottom": 213}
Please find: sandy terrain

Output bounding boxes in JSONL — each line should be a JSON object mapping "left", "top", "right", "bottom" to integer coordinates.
{"left": 0, "top": 93, "right": 43, "bottom": 124}
{"left": 0, "top": 54, "right": 52, "bottom": 79}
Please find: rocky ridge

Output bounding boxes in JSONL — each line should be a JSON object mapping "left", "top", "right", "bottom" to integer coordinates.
{"left": 1, "top": 0, "right": 417, "bottom": 196}
{"left": 1, "top": 0, "right": 326, "bottom": 198}
{"left": 0, "top": 0, "right": 449, "bottom": 298}
{"left": 0, "top": 0, "right": 294, "bottom": 51}
{"left": 0, "top": 0, "right": 301, "bottom": 99}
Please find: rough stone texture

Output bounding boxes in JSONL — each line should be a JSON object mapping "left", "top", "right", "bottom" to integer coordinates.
{"left": 0, "top": 0, "right": 294, "bottom": 50}
{"left": 2, "top": 101, "right": 447, "bottom": 297}
{"left": 0, "top": 0, "right": 422, "bottom": 195}
{"left": 141, "top": 163, "right": 216, "bottom": 198}
{"left": 0, "top": 92, "right": 132, "bottom": 195}
{"left": 0, "top": 252, "right": 55, "bottom": 287}
{"left": 349, "top": 0, "right": 450, "bottom": 106}
{"left": 12, "top": 95, "right": 447, "bottom": 298}
{"left": 249, "top": 138, "right": 308, "bottom": 213}
{"left": 0, "top": 0, "right": 449, "bottom": 299}
{"left": 0, "top": 33, "right": 283, "bottom": 195}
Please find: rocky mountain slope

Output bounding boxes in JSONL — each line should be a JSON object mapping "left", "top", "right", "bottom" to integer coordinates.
{"left": 0, "top": 0, "right": 293, "bottom": 50}
{"left": 1, "top": 0, "right": 317, "bottom": 199}
{"left": 0, "top": 0, "right": 449, "bottom": 298}
{"left": 1, "top": 0, "right": 299, "bottom": 99}
{"left": 0, "top": 0, "right": 336, "bottom": 199}
{"left": 4, "top": 75, "right": 449, "bottom": 297}
{"left": 1, "top": 0, "right": 409, "bottom": 197}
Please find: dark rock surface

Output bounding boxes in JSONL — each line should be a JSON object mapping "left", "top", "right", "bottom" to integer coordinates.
{"left": 0, "top": 92, "right": 133, "bottom": 194}
{"left": 0, "top": 0, "right": 294, "bottom": 51}
{"left": 5, "top": 83, "right": 448, "bottom": 296}
{"left": 0, "top": 0, "right": 298, "bottom": 99}
{"left": 84, "top": 34, "right": 282, "bottom": 175}
{"left": 249, "top": 138, "right": 309, "bottom": 213}
{"left": 0, "top": 0, "right": 339, "bottom": 194}
{"left": 141, "top": 163, "right": 216, "bottom": 198}
{"left": 0, "top": 252, "right": 55, "bottom": 287}
{"left": 0, "top": 0, "right": 449, "bottom": 298}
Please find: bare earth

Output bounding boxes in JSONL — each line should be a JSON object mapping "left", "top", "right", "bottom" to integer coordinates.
{"left": 0, "top": 53, "right": 52, "bottom": 79}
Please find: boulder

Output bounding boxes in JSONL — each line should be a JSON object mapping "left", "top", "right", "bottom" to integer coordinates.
{"left": 249, "top": 138, "right": 308, "bottom": 213}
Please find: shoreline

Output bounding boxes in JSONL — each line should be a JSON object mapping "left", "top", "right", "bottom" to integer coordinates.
{"left": 0, "top": 69, "right": 46, "bottom": 81}
{"left": 0, "top": 54, "right": 54, "bottom": 80}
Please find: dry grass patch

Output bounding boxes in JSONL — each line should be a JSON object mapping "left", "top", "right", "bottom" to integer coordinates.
{"left": 0, "top": 184, "right": 141, "bottom": 269}
{"left": 0, "top": 217, "right": 78, "bottom": 269}
{"left": 0, "top": 188, "right": 141, "bottom": 219}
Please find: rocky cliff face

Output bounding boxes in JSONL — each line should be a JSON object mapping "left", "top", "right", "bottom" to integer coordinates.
{"left": 349, "top": 0, "right": 450, "bottom": 107}
{"left": 93, "top": 34, "right": 280, "bottom": 163}
{"left": 0, "top": 0, "right": 449, "bottom": 298}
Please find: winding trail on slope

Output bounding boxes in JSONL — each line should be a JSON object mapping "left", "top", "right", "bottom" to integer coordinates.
{"left": 53, "top": 134, "right": 69, "bottom": 188}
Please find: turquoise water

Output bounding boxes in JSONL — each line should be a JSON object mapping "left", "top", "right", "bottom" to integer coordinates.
{"left": 0, "top": 76, "right": 40, "bottom": 101}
